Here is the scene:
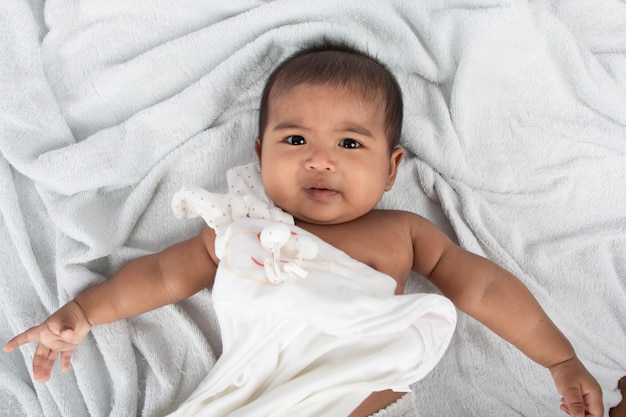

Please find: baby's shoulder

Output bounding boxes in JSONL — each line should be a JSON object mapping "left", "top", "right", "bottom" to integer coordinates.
{"left": 352, "top": 210, "right": 424, "bottom": 242}
{"left": 368, "top": 209, "right": 450, "bottom": 242}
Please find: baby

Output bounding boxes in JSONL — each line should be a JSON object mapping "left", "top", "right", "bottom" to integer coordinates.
{"left": 4, "top": 43, "right": 603, "bottom": 417}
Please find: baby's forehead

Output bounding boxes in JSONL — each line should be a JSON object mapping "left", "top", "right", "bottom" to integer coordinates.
{"left": 269, "top": 79, "right": 384, "bottom": 105}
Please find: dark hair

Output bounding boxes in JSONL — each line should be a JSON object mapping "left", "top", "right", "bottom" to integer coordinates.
{"left": 258, "top": 42, "right": 403, "bottom": 150}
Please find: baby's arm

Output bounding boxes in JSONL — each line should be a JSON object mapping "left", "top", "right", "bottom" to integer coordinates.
{"left": 3, "top": 227, "right": 218, "bottom": 382}
{"left": 409, "top": 216, "right": 603, "bottom": 417}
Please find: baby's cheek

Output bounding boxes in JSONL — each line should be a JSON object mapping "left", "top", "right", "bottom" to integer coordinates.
{"left": 263, "top": 185, "right": 290, "bottom": 211}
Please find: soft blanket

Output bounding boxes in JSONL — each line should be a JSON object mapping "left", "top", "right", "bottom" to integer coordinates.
{"left": 1, "top": 0, "right": 625, "bottom": 416}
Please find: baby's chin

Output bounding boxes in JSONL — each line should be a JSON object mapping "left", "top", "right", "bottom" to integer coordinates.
{"left": 292, "top": 211, "right": 368, "bottom": 227}
{"left": 294, "top": 217, "right": 343, "bottom": 227}
{"left": 274, "top": 200, "right": 370, "bottom": 226}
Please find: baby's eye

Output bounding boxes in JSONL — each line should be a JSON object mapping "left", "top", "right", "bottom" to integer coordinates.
{"left": 285, "top": 135, "right": 306, "bottom": 145}
{"left": 339, "top": 138, "right": 361, "bottom": 149}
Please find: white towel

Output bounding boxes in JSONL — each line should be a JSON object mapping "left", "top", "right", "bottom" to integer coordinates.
{"left": 1, "top": 0, "right": 625, "bottom": 416}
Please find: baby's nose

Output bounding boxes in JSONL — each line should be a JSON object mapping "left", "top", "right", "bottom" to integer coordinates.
{"left": 305, "top": 147, "right": 336, "bottom": 171}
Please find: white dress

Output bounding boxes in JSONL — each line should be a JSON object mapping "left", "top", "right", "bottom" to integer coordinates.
{"left": 168, "top": 163, "right": 456, "bottom": 417}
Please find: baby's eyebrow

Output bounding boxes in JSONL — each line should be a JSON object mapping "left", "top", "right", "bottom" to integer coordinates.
{"left": 272, "top": 122, "right": 311, "bottom": 131}
{"left": 272, "top": 122, "right": 375, "bottom": 139}
{"left": 335, "top": 125, "right": 374, "bottom": 138}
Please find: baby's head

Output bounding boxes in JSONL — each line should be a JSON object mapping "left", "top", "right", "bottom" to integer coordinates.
{"left": 258, "top": 42, "right": 403, "bottom": 151}
{"left": 254, "top": 42, "right": 405, "bottom": 225}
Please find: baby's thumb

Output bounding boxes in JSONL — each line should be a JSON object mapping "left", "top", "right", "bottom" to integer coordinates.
{"left": 50, "top": 313, "right": 78, "bottom": 341}
{"left": 50, "top": 299, "right": 91, "bottom": 342}
{"left": 59, "top": 326, "right": 76, "bottom": 340}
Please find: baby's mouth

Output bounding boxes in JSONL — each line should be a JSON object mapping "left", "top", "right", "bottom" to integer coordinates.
{"left": 305, "top": 186, "right": 339, "bottom": 199}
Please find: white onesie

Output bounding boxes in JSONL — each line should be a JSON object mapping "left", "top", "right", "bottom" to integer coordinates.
{"left": 168, "top": 163, "right": 456, "bottom": 417}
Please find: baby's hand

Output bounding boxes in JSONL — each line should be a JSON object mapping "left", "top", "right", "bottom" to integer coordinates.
{"left": 3, "top": 300, "right": 92, "bottom": 382}
{"left": 549, "top": 357, "right": 603, "bottom": 417}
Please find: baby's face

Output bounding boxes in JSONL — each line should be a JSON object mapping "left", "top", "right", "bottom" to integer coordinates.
{"left": 256, "top": 82, "right": 403, "bottom": 225}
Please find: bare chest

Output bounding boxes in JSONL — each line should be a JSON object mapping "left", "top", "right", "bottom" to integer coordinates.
{"left": 298, "top": 221, "right": 413, "bottom": 294}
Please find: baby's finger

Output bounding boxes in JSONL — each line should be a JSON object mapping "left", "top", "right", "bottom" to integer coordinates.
{"left": 561, "top": 387, "right": 586, "bottom": 417}
{"left": 32, "top": 342, "right": 58, "bottom": 382}
{"left": 60, "top": 350, "right": 73, "bottom": 372}
{"left": 582, "top": 391, "right": 604, "bottom": 417}
{"left": 2, "top": 324, "right": 45, "bottom": 352}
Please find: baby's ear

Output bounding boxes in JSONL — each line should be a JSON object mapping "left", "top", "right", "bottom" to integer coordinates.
{"left": 254, "top": 138, "right": 262, "bottom": 161}
{"left": 385, "top": 147, "right": 404, "bottom": 191}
